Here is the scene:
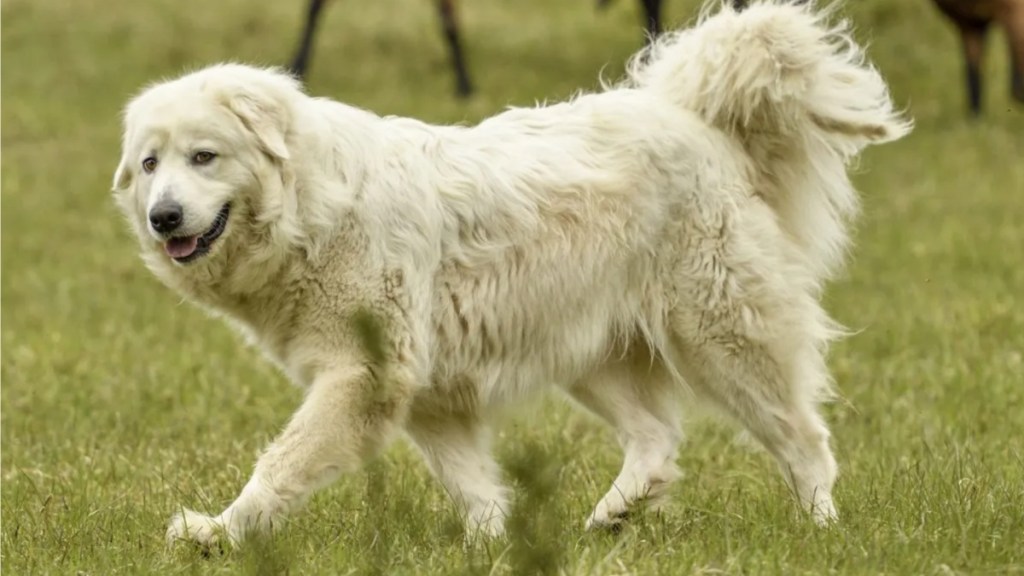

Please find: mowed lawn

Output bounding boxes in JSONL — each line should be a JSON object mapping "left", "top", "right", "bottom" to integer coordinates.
{"left": 2, "top": 0, "right": 1023, "bottom": 573}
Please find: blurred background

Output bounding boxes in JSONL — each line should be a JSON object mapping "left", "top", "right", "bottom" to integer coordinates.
{"left": 2, "top": 0, "right": 1023, "bottom": 573}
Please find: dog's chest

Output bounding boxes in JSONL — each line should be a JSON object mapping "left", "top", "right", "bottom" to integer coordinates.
{"left": 218, "top": 289, "right": 306, "bottom": 383}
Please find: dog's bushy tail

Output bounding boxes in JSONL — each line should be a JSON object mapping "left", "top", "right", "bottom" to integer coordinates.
{"left": 629, "top": 1, "right": 911, "bottom": 282}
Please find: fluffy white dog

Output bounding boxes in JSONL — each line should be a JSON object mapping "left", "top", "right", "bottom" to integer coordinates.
{"left": 113, "top": 1, "right": 910, "bottom": 547}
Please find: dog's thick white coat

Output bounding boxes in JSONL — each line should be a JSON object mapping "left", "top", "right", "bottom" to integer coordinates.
{"left": 113, "top": 1, "right": 910, "bottom": 546}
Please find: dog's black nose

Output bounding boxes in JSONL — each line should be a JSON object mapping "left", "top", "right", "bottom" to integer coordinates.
{"left": 149, "top": 200, "right": 184, "bottom": 233}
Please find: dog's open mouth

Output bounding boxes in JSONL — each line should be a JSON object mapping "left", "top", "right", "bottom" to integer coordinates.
{"left": 165, "top": 204, "right": 231, "bottom": 264}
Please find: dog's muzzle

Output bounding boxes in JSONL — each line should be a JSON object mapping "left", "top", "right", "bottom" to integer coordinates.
{"left": 162, "top": 203, "right": 231, "bottom": 264}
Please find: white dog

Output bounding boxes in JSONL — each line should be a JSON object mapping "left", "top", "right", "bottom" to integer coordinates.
{"left": 113, "top": 1, "right": 909, "bottom": 548}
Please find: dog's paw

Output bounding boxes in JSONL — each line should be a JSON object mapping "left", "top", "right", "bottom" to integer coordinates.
{"left": 810, "top": 498, "right": 838, "bottom": 527}
{"left": 465, "top": 509, "right": 506, "bottom": 541}
{"left": 167, "top": 509, "right": 232, "bottom": 553}
{"left": 584, "top": 496, "right": 630, "bottom": 532}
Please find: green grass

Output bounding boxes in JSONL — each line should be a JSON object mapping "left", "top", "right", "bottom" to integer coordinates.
{"left": 3, "top": 0, "right": 1023, "bottom": 573}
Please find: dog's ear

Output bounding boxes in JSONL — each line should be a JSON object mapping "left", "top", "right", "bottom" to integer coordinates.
{"left": 112, "top": 156, "right": 132, "bottom": 191}
{"left": 114, "top": 100, "right": 142, "bottom": 191}
{"left": 221, "top": 72, "right": 295, "bottom": 161}
{"left": 227, "top": 93, "right": 290, "bottom": 160}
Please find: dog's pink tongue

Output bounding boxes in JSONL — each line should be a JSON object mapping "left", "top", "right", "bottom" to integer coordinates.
{"left": 165, "top": 236, "right": 199, "bottom": 259}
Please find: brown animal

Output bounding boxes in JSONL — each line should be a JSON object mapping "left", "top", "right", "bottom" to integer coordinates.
{"left": 932, "top": 0, "right": 1024, "bottom": 114}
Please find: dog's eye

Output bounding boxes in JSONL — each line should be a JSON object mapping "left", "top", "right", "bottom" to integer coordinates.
{"left": 192, "top": 151, "right": 217, "bottom": 165}
{"left": 142, "top": 157, "right": 158, "bottom": 173}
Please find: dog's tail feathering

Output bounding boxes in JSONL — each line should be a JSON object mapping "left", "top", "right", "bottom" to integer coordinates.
{"left": 629, "top": 0, "right": 912, "bottom": 282}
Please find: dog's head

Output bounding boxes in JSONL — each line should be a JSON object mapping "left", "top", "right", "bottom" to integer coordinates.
{"left": 113, "top": 64, "right": 302, "bottom": 295}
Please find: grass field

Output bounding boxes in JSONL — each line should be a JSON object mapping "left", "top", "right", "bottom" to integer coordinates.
{"left": 2, "top": 0, "right": 1023, "bottom": 573}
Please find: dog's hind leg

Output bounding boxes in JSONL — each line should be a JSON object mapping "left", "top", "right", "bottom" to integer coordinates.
{"left": 570, "top": 349, "right": 683, "bottom": 530}
{"left": 669, "top": 270, "right": 839, "bottom": 524}
{"left": 406, "top": 410, "right": 508, "bottom": 538}
{"left": 677, "top": 338, "right": 838, "bottom": 523}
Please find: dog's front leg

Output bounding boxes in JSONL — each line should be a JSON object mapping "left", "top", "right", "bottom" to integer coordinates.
{"left": 167, "top": 362, "right": 412, "bottom": 548}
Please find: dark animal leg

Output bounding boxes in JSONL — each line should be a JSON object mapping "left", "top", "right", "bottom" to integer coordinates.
{"left": 1012, "top": 48, "right": 1024, "bottom": 104}
{"left": 960, "top": 22, "right": 989, "bottom": 115}
{"left": 437, "top": 0, "right": 473, "bottom": 97}
{"left": 289, "top": 0, "right": 328, "bottom": 80}
{"left": 640, "top": 0, "right": 663, "bottom": 38}
{"left": 1005, "top": 8, "right": 1024, "bottom": 103}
